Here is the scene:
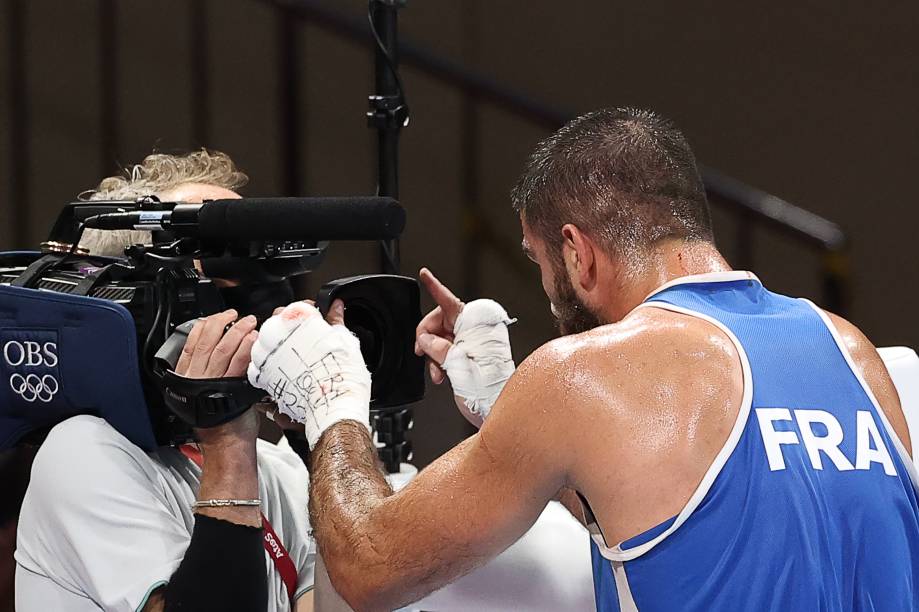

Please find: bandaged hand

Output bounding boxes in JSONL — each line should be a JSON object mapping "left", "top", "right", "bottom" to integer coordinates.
{"left": 247, "top": 301, "right": 371, "bottom": 449}
{"left": 416, "top": 268, "right": 515, "bottom": 426}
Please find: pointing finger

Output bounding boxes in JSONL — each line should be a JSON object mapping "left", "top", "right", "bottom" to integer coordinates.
{"left": 419, "top": 268, "right": 463, "bottom": 325}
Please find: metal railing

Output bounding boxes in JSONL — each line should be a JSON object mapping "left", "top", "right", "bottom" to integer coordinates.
{"left": 258, "top": 0, "right": 850, "bottom": 313}
{"left": 3, "top": 0, "right": 851, "bottom": 313}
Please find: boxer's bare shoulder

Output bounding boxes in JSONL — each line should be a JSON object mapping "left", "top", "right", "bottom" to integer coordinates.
{"left": 506, "top": 305, "right": 745, "bottom": 544}
{"left": 824, "top": 311, "right": 911, "bottom": 455}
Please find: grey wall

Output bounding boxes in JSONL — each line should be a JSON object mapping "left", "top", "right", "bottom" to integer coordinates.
{"left": 2, "top": 0, "right": 917, "bottom": 465}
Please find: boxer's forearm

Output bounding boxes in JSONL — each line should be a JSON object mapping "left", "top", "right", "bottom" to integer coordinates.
{"left": 309, "top": 422, "right": 497, "bottom": 611}
{"left": 307, "top": 421, "right": 396, "bottom": 609}
{"left": 308, "top": 415, "right": 559, "bottom": 612}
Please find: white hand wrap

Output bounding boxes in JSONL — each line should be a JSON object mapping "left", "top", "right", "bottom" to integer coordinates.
{"left": 247, "top": 303, "right": 371, "bottom": 449}
{"left": 442, "top": 299, "right": 516, "bottom": 420}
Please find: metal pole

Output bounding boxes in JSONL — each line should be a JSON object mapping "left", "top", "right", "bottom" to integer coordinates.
{"left": 367, "top": 0, "right": 406, "bottom": 276}
{"left": 368, "top": 0, "right": 409, "bottom": 472}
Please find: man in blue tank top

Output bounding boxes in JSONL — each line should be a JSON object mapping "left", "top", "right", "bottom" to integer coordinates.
{"left": 249, "top": 108, "right": 919, "bottom": 611}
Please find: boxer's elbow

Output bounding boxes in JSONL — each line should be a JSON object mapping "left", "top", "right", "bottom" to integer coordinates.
{"left": 325, "top": 563, "right": 372, "bottom": 611}
{"left": 323, "top": 542, "right": 400, "bottom": 612}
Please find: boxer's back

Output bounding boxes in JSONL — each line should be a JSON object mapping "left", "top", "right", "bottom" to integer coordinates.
{"left": 581, "top": 271, "right": 919, "bottom": 611}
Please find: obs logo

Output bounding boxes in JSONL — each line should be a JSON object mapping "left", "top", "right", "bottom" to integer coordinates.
{"left": 3, "top": 340, "right": 60, "bottom": 403}
{"left": 9, "top": 373, "right": 59, "bottom": 402}
{"left": 3, "top": 341, "right": 58, "bottom": 368}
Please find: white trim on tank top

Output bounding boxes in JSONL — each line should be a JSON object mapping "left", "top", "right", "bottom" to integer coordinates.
{"left": 590, "top": 299, "right": 755, "bottom": 562}
{"left": 801, "top": 299, "right": 919, "bottom": 491}
{"left": 642, "top": 270, "right": 760, "bottom": 302}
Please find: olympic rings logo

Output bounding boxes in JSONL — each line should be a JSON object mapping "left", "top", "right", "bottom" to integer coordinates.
{"left": 9, "top": 373, "right": 59, "bottom": 403}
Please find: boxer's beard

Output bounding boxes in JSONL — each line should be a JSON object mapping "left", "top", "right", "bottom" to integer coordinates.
{"left": 552, "top": 269, "right": 602, "bottom": 336}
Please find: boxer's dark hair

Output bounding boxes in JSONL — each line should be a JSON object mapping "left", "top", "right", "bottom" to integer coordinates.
{"left": 512, "top": 108, "right": 713, "bottom": 265}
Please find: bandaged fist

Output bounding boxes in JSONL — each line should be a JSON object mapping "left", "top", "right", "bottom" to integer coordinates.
{"left": 248, "top": 300, "right": 371, "bottom": 449}
{"left": 416, "top": 268, "right": 515, "bottom": 426}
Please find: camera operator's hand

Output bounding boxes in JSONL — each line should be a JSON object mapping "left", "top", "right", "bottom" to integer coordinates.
{"left": 175, "top": 309, "right": 261, "bottom": 445}
{"left": 415, "top": 268, "right": 516, "bottom": 427}
{"left": 248, "top": 300, "right": 372, "bottom": 449}
{"left": 175, "top": 309, "right": 259, "bottom": 379}
{"left": 175, "top": 309, "right": 262, "bottom": 527}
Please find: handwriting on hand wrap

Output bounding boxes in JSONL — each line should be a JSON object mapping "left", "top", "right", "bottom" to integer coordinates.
{"left": 268, "top": 348, "right": 349, "bottom": 426}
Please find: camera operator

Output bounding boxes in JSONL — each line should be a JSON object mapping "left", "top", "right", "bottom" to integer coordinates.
{"left": 14, "top": 150, "right": 316, "bottom": 612}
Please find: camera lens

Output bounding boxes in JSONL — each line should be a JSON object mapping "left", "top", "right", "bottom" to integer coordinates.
{"left": 344, "top": 302, "right": 384, "bottom": 374}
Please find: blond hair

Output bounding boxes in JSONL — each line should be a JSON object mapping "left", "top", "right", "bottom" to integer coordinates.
{"left": 78, "top": 149, "right": 248, "bottom": 256}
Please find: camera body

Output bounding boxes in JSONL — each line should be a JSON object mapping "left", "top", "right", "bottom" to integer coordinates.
{"left": 0, "top": 197, "right": 424, "bottom": 451}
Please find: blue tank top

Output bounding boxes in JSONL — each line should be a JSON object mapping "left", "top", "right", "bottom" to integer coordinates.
{"left": 590, "top": 271, "right": 919, "bottom": 611}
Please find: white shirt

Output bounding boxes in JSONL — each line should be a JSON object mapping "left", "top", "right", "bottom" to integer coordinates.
{"left": 14, "top": 415, "right": 314, "bottom": 612}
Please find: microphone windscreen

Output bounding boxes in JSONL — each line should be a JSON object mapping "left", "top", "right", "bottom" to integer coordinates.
{"left": 197, "top": 197, "right": 405, "bottom": 241}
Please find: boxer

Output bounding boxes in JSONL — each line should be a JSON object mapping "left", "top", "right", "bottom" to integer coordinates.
{"left": 251, "top": 108, "right": 919, "bottom": 611}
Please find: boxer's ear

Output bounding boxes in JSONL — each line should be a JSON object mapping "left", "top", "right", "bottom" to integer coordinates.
{"left": 561, "top": 224, "right": 596, "bottom": 291}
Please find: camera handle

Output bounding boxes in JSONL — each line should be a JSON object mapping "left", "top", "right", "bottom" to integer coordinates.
{"left": 368, "top": 0, "right": 413, "bottom": 473}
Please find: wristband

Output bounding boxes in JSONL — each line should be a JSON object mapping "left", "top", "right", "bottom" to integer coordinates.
{"left": 192, "top": 499, "right": 261, "bottom": 509}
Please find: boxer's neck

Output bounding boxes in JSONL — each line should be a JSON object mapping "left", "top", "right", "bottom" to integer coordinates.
{"left": 600, "top": 239, "right": 731, "bottom": 323}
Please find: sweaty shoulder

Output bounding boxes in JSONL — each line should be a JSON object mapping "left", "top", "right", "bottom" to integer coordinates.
{"left": 824, "top": 311, "right": 912, "bottom": 455}
{"left": 511, "top": 308, "right": 744, "bottom": 542}
{"left": 532, "top": 306, "right": 742, "bottom": 413}
{"left": 512, "top": 307, "right": 743, "bottom": 461}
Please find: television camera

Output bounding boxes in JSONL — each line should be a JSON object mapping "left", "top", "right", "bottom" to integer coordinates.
{"left": 0, "top": 195, "right": 424, "bottom": 463}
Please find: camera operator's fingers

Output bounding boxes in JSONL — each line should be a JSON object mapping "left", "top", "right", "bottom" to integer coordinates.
{"left": 419, "top": 268, "right": 464, "bottom": 329}
{"left": 225, "top": 330, "right": 258, "bottom": 378}
{"left": 325, "top": 299, "right": 345, "bottom": 327}
{"left": 205, "top": 315, "right": 258, "bottom": 378}
{"left": 417, "top": 332, "right": 452, "bottom": 366}
{"left": 187, "top": 309, "right": 238, "bottom": 378}
{"left": 176, "top": 318, "right": 206, "bottom": 375}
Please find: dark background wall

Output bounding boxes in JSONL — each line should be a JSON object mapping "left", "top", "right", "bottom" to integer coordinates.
{"left": 1, "top": 0, "right": 917, "bottom": 466}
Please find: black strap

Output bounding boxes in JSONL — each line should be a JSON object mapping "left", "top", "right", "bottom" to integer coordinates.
{"left": 161, "top": 370, "right": 266, "bottom": 429}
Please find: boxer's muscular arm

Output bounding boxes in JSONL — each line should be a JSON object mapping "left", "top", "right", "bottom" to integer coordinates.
{"left": 308, "top": 347, "right": 572, "bottom": 612}
{"left": 825, "top": 311, "right": 912, "bottom": 456}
